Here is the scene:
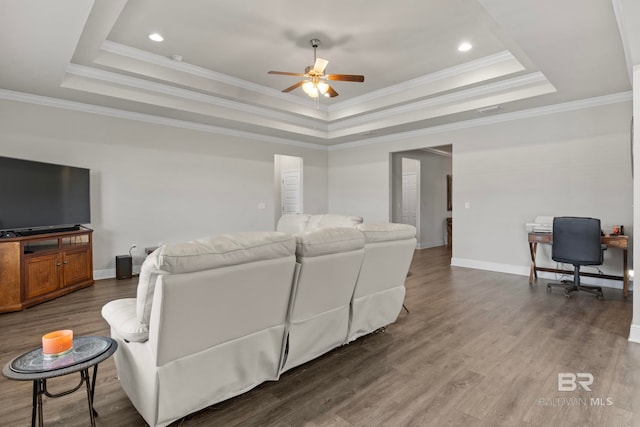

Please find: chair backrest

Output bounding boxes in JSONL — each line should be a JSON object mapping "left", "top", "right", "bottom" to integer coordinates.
{"left": 552, "top": 217, "right": 603, "bottom": 266}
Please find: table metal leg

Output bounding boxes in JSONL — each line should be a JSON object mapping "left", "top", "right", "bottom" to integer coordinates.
{"left": 81, "top": 369, "right": 96, "bottom": 427}
{"left": 37, "top": 380, "right": 44, "bottom": 427}
{"left": 31, "top": 380, "right": 38, "bottom": 427}
{"left": 91, "top": 364, "right": 99, "bottom": 417}
{"left": 80, "top": 368, "right": 96, "bottom": 427}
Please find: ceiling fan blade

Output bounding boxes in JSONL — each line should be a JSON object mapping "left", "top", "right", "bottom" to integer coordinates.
{"left": 313, "top": 58, "right": 329, "bottom": 74}
{"left": 282, "top": 81, "right": 304, "bottom": 93}
{"left": 268, "top": 71, "right": 306, "bottom": 77}
{"left": 326, "top": 86, "right": 339, "bottom": 98}
{"left": 327, "top": 74, "right": 365, "bottom": 82}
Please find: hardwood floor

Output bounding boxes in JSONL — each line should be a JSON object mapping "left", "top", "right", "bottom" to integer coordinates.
{"left": 1, "top": 246, "right": 638, "bottom": 426}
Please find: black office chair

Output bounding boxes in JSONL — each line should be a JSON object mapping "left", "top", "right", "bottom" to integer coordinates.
{"left": 547, "top": 217, "right": 605, "bottom": 300}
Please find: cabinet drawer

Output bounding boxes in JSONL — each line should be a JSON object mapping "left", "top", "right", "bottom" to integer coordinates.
{"left": 529, "top": 233, "right": 552, "bottom": 243}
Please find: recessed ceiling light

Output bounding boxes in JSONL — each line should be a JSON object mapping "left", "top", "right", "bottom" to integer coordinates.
{"left": 148, "top": 33, "right": 164, "bottom": 42}
{"left": 458, "top": 42, "right": 472, "bottom": 52}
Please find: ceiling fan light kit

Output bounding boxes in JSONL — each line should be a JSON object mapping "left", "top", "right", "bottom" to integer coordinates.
{"left": 268, "top": 39, "right": 364, "bottom": 99}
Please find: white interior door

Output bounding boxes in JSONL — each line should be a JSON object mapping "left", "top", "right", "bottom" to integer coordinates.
{"left": 402, "top": 172, "right": 417, "bottom": 227}
{"left": 281, "top": 169, "right": 301, "bottom": 215}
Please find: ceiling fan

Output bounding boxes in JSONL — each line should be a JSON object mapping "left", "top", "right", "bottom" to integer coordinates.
{"left": 268, "top": 39, "right": 365, "bottom": 98}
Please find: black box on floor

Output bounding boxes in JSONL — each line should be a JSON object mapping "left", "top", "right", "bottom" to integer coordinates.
{"left": 116, "top": 255, "right": 133, "bottom": 280}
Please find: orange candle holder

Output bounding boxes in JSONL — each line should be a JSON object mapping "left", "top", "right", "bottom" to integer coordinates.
{"left": 42, "top": 330, "right": 73, "bottom": 357}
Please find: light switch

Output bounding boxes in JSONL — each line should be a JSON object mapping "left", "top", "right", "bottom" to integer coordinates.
{"left": 257, "top": 202, "right": 266, "bottom": 210}
{"left": 464, "top": 202, "right": 471, "bottom": 209}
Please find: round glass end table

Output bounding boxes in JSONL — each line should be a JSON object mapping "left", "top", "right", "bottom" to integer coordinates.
{"left": 2, "top": 336, "right": 117, "bottom": 427}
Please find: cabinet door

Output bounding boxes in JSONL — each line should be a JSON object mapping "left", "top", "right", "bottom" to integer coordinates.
{"left": 62, "top": 248, "right": 92, "bottom": 287}
{"left": 0, "top": 242, "right": 21, "bottom": 308}
{"left": 24, "top": 254, "right": 60, "bottom": 298}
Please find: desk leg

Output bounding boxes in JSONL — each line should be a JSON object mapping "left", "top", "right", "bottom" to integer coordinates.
{"left": 529, "top": 242, "right": 538, "bottom": 284}
{"left": 623, "top": 248, "right": 629, "bottom": 299}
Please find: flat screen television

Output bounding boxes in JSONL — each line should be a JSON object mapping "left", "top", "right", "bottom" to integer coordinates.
{"left": 0, "top": 156, "right": 91, "bottom": 232}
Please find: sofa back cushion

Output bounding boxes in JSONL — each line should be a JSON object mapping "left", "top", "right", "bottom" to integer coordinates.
{"left": 356, "top": 223, "right": 416, "bottom": 243}
{"left": 295, "top": 227, "right": 365, "bottom": 258}
{"left": 305, "top": 214, "right": 363, "bottom": 232}
{"left": 276, "top": 214, "right": 311, "bottom": 235}
{"left": 136, "top": 231, "right": 296, "bottom": 327}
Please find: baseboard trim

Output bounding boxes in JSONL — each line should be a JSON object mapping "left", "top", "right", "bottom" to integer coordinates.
{"left": 416, "top": 240, "right": 445, "bottom": 250}
{"left": 450, "top": 258, "right": 633, "bottom": 290}
{"left": 94, "top": 266, "right": 141, "bottom": 280}
{"left": 94, "top": 269, "right": 115, "bottom": 280}
{"left": 450, "top": 258, "right": 528, "bottom": 276}
{"left": 629, "top": 324, "right": 640, "bottom": 344}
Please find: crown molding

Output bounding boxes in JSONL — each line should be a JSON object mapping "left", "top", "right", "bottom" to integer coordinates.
{"left": 328, "top": 72, "right": 552, "bottom": 132}
{"left": 66, "top": 63, "right": 328, "bottom": 132}
{"left": 100, "top": 40, "right": 325, "bottom": 111}
{"left": 0, "top": 88, "right": 329, "bottom": 151}
{"left": 1, "top": 88, "right": 629, "bottom": 154}
{"left": 329, "top": 50, "right": 520, "bottom": 113}
{"left": 328, "top": 91, "right": 633, "bottom": 151}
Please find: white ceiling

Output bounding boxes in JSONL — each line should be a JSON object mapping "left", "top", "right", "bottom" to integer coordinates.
{"left": 0, "top": 0, "right": 636, "bottom": 148}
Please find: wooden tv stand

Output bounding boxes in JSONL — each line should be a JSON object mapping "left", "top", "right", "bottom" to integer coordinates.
{"left": 0, "top": 227, "right": 94, "bottom": 313}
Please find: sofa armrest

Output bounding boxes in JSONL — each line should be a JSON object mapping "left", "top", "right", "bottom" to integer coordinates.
{"left": 102, "top": 298, "right": 149, "bottom": 342}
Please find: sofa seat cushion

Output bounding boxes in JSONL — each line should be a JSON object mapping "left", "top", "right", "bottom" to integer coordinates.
{"left": 357, "top": 223, "right": 416, "bottom": 243}
{"left": 136, "top": 231, "right": 296, "bottom": 328}
{"left": 305, "top": 214, "right": 363, "bottom": 231}
{"left": 276, "top": 214, "right": 311, "bottom": 234}
{"left": 295, "top": 228, "right": 365, "bottom": 258}
{"left": 102, "top": 298, "right": 149, "bottom": 342}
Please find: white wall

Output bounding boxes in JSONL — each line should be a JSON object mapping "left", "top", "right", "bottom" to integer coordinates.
{"left": 0, "top": 99, "right": 328, "bottom": 277}
{"left": 329, "top": 100, "right": 633, "bottom": 280}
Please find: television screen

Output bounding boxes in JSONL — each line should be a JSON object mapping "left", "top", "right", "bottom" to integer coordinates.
{"left": 0, "top": 156, "right": 90, "bottom": 231}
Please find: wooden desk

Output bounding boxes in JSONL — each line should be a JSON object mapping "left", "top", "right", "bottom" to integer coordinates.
{"left": 528, "top": 232, "right": 629, "bottom": 298}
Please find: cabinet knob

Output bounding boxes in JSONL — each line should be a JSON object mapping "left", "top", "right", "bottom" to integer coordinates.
{"left": 63, "top": 260, "right": 69, "bottom": 264}
{"left": 56, "top": 262, "right": 61, "bottom": 266}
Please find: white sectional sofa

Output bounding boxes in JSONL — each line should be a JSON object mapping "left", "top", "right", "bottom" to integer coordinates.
{"left": 102, "top": 215, "right": 415, "bottom": 426}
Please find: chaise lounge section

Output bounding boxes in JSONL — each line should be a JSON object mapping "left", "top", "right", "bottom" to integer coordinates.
{"left": 102, "top": 232, "right": 297, "bottom": 427}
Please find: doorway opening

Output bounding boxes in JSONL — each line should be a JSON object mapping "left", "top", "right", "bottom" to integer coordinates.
{"left": 391, "top": 156, "right": 421, "bottom": 246}
{"left": 274, "top": 155, "right": 303, "bottom": 227}
{"left": 390, "top": 145, "right": 452, "bottom": 249}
